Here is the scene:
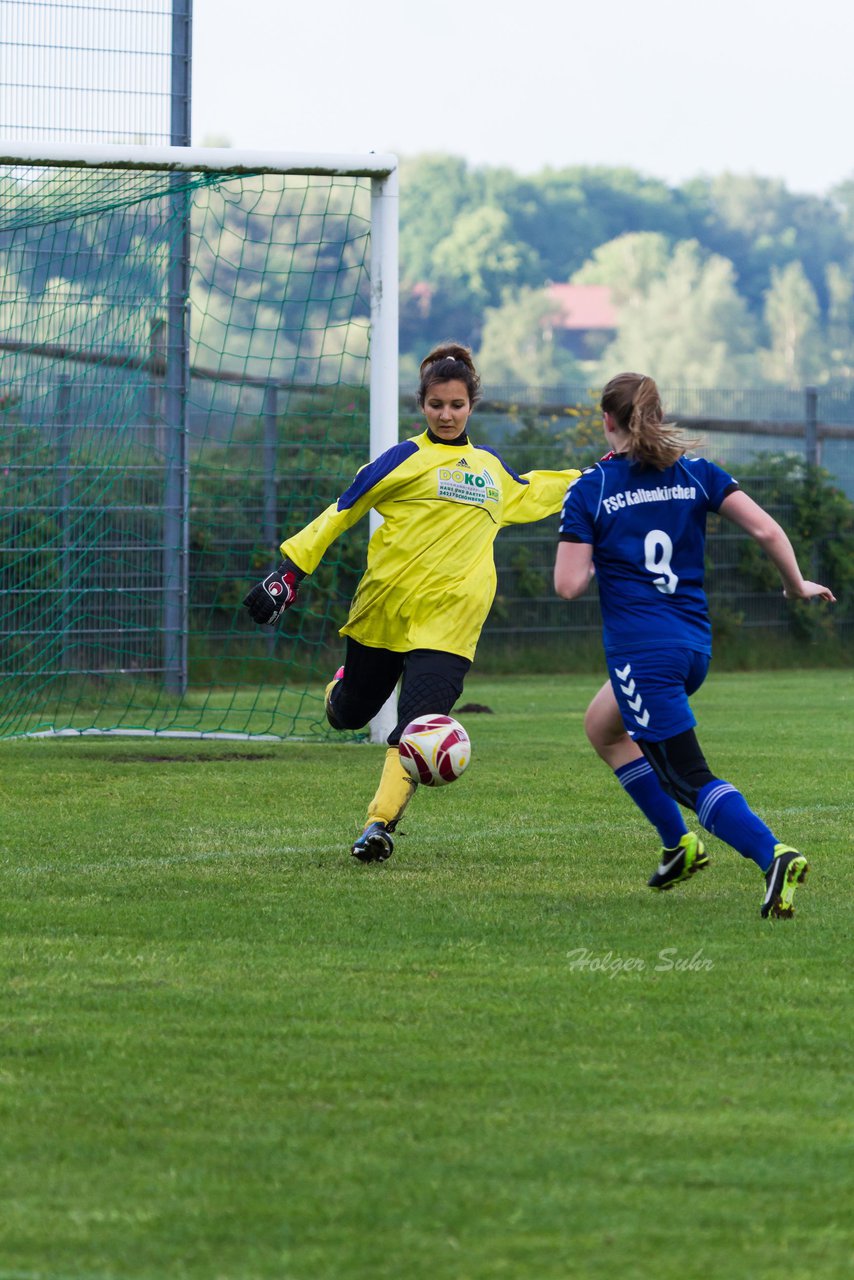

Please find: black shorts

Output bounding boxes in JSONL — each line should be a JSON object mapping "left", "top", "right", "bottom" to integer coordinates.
{"left": 327, "top": 637, "right": 471, "bottom": 744}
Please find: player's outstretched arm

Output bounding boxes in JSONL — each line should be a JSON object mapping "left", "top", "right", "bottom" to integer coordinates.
{"left": 243, "top": 558, "right": 306, "bottom": 625}
{"left": 554, "top": 539, "right": 594, "bottom": 600}
{"left": 719, "top": 491, "right": 836, "bottom": 603}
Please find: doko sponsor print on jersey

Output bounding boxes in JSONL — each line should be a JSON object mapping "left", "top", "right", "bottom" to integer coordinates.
{"left": 437, "top": 465, "right": 500, "bottom": 506}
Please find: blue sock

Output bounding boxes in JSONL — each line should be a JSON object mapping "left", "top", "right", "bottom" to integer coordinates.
{"left": 615, "top": 758, "right": 688, "bottom": 848}
{"left": 696, "top": 780, "right": 777, "bottom": 871}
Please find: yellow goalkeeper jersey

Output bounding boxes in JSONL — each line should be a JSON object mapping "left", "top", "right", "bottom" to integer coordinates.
{"left": 281, "top": 430, "right": 580, "bottom": 660}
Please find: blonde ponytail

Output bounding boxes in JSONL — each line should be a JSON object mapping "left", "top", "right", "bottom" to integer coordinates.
{"left": 602, "top": 372, "right": 698, "bottom": 469}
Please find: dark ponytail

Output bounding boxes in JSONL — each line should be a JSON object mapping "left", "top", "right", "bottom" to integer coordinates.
{"left": 417, "top": 341, "right": 481, "bottom": 407}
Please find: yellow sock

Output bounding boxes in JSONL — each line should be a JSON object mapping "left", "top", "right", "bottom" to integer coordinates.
{"left": 366, "top": 747, "right": 417, "bottom": 831}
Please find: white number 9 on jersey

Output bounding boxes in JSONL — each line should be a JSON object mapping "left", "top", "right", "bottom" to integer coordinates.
{"left": 644, "top": 529, "right": 678, "bottom": 594}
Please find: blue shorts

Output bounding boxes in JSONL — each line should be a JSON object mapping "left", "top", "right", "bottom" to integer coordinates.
{"left": 606, "top": 648, "right": 710, "bottom": 743}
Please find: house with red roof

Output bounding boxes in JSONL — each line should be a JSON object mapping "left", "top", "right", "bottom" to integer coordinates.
{"left": 547, "top": 284, "right": 618, "bottom": 359}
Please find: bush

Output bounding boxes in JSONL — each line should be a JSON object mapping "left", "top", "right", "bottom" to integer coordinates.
{"left": 733, "top": 454, "right": 853, "bottom": 641}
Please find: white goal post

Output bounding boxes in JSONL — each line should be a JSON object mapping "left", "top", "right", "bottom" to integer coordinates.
{"left": 0, "top": 142, "right": 399, "bottom": 743}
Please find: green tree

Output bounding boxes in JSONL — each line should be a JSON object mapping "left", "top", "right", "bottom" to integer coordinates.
{"left": 520, "top": 167, "right": 695, "bottom": 283}
{"left": 600, "top": 240, "right": 759, "bottom": 386}
{"left": 761, "top": 261, "right": 823, "bottom": 386}
{"left": 825, "top": 262, "right": 854, "bottom": 379}
{"left": 394, "top": 155, "right": 854, "bottom": 377}
{"left": 398, "top": 160, "right": 537, "bottom": 353}
{"left": 830, "top": 175, "right": 854, "bottom": 246}
{"left": 571, "top": 231, "right": 670, "bottom": 305}
{"left": 398, "top": 154, "right": 480, "bottom": 285}
{"left": 733, "top": 455, "right": 854, "bottom": 640}
{"left": 432, "top": 205, "right": 542, "bottom": 308}
{"left": 476, "top": 287, "right": 584, "bottom": 389}
{"left": 681, "top": 173, "right": 850, "bottom": 317}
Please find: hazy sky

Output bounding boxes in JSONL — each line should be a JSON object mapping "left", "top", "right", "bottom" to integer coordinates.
{"left": 192, "top": 0, "right": 854, "bottom": 196}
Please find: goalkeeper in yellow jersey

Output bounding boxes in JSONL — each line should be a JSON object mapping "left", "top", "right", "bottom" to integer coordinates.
{"left": 244, "top": 341, "right": 581, "bottom": 862}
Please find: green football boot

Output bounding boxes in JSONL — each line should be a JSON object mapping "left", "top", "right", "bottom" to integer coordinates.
{"left": 761, "top": 845, "right": 809, "bottom": 919}
{"left": 648, "top": 831, "right": 709, "bottom": 891}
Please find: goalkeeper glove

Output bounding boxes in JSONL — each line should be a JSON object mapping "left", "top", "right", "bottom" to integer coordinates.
{"left": 243, "top": 560, "right": 302, "bottom": 625}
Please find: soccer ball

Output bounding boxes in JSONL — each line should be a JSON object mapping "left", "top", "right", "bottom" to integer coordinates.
{"left": 398, "top": 714, "right": 471, "bottom": 787}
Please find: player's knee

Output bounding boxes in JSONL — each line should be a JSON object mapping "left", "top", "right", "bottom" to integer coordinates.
{"left": 327, "top": 687, "right": 372, "bottom": 732}
{"left": 585, "top": 703, "right": 620, "bottom": 750}
{"left": 584, "top": 681, "right": 627, "bottom": 753}
{"left": 582, "top": 701, "right": 598, "bottom": 746}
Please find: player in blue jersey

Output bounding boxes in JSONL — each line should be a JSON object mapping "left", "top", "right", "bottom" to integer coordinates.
{"left": 244, "top": 342, "right": 581, "bottom": 863}
{"left": 554, "top": 371, "right": 835, "bottom": 919}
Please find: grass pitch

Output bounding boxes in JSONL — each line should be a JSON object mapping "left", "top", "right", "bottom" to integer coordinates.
{"left": 1, "top": 670, "right": 852, "bottom": 1280}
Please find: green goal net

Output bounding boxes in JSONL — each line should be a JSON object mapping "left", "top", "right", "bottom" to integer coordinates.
{"left": 0, "top": 147, "right": 399, "bottom": 740}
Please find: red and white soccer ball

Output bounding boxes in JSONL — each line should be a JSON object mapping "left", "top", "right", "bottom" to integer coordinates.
{"left": 398, "top": 714, "right": 471, "bottom": 787}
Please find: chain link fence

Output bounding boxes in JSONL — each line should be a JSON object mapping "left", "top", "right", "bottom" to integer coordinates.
{"left": 0, "top": 0, "right": 186, "bottom": 145}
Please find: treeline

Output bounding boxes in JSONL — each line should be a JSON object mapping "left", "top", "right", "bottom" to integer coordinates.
{"left": 5, "top": 158, "right": 854, "bottom": 396}
{"left": 397, "top": 155, "right": 854, "bottom": 389}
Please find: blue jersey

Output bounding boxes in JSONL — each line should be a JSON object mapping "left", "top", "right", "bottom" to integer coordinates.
{"left": 559, "top": 454, "right": 738, "bottom": 654}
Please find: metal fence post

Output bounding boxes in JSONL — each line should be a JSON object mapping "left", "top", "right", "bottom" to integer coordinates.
{"left": 263, "top": 383, "right": 278, "bottom": 659}
{"left": 171, "top": 1, "right": 193, "bottom": 147}
{"left": 55, "top": 376, "right": 73, "bottom": 669}
{"left": 162, "top": 0, "right": 192, "bottom": 697}
{"left": 805, "top": 386, "right": 819, "bottom": 468}
{"left": 162, "top": 298, "right": 190, "bottom": 697}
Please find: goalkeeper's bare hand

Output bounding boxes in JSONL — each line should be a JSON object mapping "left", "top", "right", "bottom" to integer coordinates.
{"left": 243, "top": 563, "right": 300, "bottom": 625}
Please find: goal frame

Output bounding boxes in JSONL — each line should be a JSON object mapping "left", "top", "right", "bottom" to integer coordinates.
{"left": 0, "top": 142, "right": 399, "bottom": 743}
